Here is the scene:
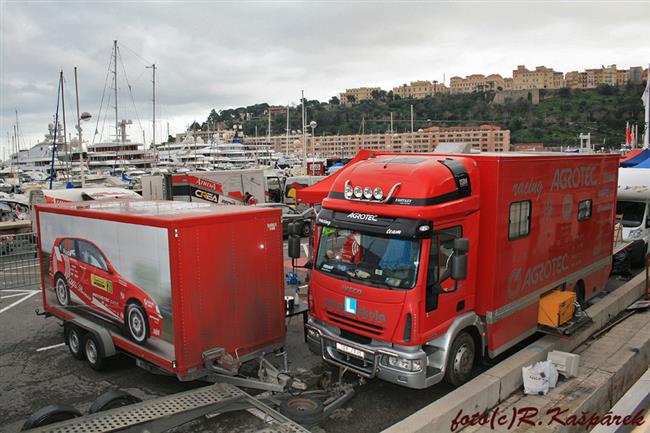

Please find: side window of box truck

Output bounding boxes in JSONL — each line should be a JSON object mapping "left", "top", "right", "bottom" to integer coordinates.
{"left": 509, "top": 200, "right": 531, "bottom": 240}
{"left": 578, "top": 199, "right": 592, "bottom": 221}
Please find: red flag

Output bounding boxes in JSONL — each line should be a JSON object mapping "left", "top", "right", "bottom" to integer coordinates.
{"left": 626, "top": 122, "right": 631, "bottom": 145}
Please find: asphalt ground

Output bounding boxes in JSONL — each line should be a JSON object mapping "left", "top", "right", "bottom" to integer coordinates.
{"left": 0, "top": 242, "right": 642, "bottom": 433}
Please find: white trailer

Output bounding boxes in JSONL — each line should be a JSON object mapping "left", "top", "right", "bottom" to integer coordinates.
{"left": 617, "top": 167, "right": 650, "bottom": 260}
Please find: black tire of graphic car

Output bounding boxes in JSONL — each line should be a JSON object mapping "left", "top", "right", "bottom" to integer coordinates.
{"left": 83, "top": 333, "right": 105, "bottom": 371}
{"left": 125, "top": 301, "right": 150, "bottom": 344}
{"left": 54, "top": 274, "right": 70, "bottom": 307}
{"left": 279, "top": 396, "right": 324, "bottom": 427}
{"left": 301, "top": 222, "right": 311, "bottom": 238}
{"left": 444, "top": 331, "right": 476, "bottom": 387}
{"left": 88, "top": 389, "right": 142, "bottom": 414}
{"left": 64, "top": 324, "right": 85, "bottom": 360}
{"left": 20, "top": 404, "right": 82, "bottom": 430}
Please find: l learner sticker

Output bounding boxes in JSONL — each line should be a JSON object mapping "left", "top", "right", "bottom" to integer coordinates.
{"left": 91, "top": 274, "right": 113, "bottom": 293}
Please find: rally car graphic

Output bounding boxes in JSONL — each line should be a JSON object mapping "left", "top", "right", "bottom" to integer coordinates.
{"left": 50, "top": 237, "right": 163, "bottom": 344}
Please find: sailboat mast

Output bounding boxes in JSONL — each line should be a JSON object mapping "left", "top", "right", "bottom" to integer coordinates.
{"left": 113, "top": 40, "right": 119, "bottom": 143}
{"left": 146, "top": 63, "right": 156, "bottom": 148}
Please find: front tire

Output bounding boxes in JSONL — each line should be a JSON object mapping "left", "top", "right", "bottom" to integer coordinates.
{"left": 444, "top": 331, "right": 476, "bottom": 387}
{"left": 125, "top": 302, "right": 149, "bottom": 344}
{"left": 55, "top": 275, "right": 70, "bottom": 307}
{"left": 64, "top": 325, "right": 85, "bottom": 360}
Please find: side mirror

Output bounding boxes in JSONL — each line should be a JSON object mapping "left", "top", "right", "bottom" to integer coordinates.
{"left": 288, "top": 221, "right": 302, "bottom": 259}
{"left": 646, "top": 217, "right": 650, "bottom": 229}
{"left": 450, "top": 238, "right": 469, "bottom": 281}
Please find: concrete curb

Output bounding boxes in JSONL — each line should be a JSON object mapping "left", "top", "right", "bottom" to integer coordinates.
{"left": 383, "top": 272, "right": 648, "bottom": 433}
{"left": 590, "top": 367, "right": 650, "bottom": 433}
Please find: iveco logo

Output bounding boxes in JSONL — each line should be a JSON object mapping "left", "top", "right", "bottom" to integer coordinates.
{"left": 347, "top": 212, "right": 378, "bottom": 221}
{"left": 342, "top": 286, "right": 362, "bottom": 296}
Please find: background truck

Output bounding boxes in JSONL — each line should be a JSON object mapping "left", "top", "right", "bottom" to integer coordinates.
{"left": 302, "top": 152, "right": 620, "bottom": 389}
{"left": 141, "top": 169, "right": 284, "bottom": 204}
{"left": 616, "top": 167, "right": 650, "bottom": 264}
{"left": 36, "top": 200, "right": 286, "bottom": 380}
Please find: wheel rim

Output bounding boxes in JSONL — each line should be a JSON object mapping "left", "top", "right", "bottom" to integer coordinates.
{"left": 453, "top": 343, "right": 474, "bottom": 375}
{"left": 128, "top": 308, "right": 146, "bottom": 341}
{"left": 56, "top": 279, "right": 68, "bottom": 305}
{"left": 69, "top": 331, "right": 80, "bottom": 354}
{"left": 86, "top": 340, "right": 97, "bottom": 364}
{"left": 287, "top": 398, "right": 318, "bottom": 413}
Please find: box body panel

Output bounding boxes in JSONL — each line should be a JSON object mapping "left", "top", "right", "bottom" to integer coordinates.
{"left": 36, "top": 200, "right": 284, "bottom": 378}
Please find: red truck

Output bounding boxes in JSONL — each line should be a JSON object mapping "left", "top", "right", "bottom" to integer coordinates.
{"left": 36, "top": 200, "right": 286, "bottom": 379}
{"left": 303, "top": 152, "right": 619, "bottom": 388}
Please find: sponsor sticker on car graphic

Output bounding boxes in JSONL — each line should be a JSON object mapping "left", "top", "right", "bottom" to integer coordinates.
{"left": 91, "top": 274, "right": 113, "bottom": 294}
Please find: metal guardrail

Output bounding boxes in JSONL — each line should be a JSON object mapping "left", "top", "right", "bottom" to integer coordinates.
{"left": 0, "top": 232, "right": 40, "bottom": 290}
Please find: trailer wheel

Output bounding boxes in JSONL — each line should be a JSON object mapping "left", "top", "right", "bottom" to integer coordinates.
{"left": 88, "top": 389, "right": 142, "bottom": 413}
{"left": 84, "top": 333, "right": 105, "bottom": 371}
{"left": 21, "top": 404, "right": 81, "bottom": 430}
{"left": 444, "top": 331, "right": 475, "bottom": 387}
{"left": 64, "top": 325, "right": 85, "bottom": 360}
{"left": 55, "top": 275, "right": 70, "bottom": 307}
{"left": 279, "top": 396, "right": 324, "bottom": 426}
{"left": 125, "top": 302, "right": 149, "bottom": 344}
{"left": 301, "top": 222, "right": 311, "bottom": 238}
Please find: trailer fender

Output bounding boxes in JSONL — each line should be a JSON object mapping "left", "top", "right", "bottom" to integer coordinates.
{"left": 425, "top": 312, "right": 485, "bottom": 373}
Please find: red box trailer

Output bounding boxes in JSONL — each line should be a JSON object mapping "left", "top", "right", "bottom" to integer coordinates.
{"left": 304, "top": 152, "right": 620, "bottom": 389}
{"left": 36, "top": 200, "right": 285, "bottom": 379}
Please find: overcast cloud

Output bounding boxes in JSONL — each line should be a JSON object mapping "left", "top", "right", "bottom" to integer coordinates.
{"left": 1, "top": 0, "right": 648, "bottom": 153}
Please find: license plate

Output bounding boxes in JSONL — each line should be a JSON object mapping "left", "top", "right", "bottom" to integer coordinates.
{"left": 336, "top": 342, "right": 364, "bottom": 359}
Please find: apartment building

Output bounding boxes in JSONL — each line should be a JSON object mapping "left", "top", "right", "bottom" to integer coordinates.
{"left": 565, "top": 64, "right": 646, "bottom": 89}
{"left": 248, "top": 124, "right": 510, "bottom": 159}
{"left": 449, "top": 74, "right": 508, "bottom": 94}
{"left": 512, "top": 65, "right": 565, "bottom": 89}
{"left": 392, "top": 80, "right": 448, "bottom": 98}
{"left": 339, "top": 87, "right": 381, "bottom": 105}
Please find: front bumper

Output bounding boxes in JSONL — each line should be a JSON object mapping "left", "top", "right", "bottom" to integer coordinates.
{"left": 305, "top": 319, "right": 444, "bottom": 389}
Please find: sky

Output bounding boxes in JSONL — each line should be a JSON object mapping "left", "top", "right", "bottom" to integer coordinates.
{"left": 1, "top": 0, "right": 648, "bottom": 156}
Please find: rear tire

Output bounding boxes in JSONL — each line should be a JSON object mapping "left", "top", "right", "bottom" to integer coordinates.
{"left": 55, "top": 275, "right": 70, "bottom": 307}
{"left": 64, "top": 325, "right": 85, "bottom": 360}
{"left": 83, "top": 333, "right": 105, "bottom": 371}
{"left": 125, "top": 302, "right": 149, "bottom": 344}
{"left": 88, "top": 389, "right": 141, "bottom": 413}
{"left": 444, "top": 331, "right": 476, "bottom": 387}
{"left": 21, "top": 404, "right": 81, "bottom": 430}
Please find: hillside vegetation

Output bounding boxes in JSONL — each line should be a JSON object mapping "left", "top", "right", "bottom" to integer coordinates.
{"left": 192, "top": 84, "right": 646, "bottom": 148}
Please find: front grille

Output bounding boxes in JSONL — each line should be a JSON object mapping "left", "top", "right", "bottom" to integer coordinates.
{"left": 327, "top": 311, "right": 383, "bottom": 336}
{"left": 340, "top": 329, "right": 372, "bottom": 345}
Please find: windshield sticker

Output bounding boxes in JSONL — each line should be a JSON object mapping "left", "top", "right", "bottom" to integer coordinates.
{"left": 322, "top": 227, "right": 336, "bottom": 236}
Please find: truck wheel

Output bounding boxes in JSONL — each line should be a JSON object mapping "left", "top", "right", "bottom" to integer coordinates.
{"left": 279, "top": 396, "right": 324, "bottom": 427}
{"left": 64, "top": 325, "right": 85, "bottom": 360}
{"left": 301, "top": 222, "right": 311, "bottom": 237}
{"left": 125, "top": 302, "right": 149, "bottom": 344}
{"left": 88, "top": 389, "right": 142, "bottom": 413}
{"left": 55, "top": 275, "right": 70, "bottom": 307}
{"left": 444, "top": 331, "right": 476, "bottom": 387}
{"left": 84, "top": 333, "right": 105, "bottom": 371}
{"left": 21, "top": 404, "right": 81, "bottom": 430}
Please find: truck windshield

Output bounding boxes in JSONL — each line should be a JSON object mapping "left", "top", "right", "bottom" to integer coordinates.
{"left": 616, "top": 201, "right": 646, "bottom": 227}
{"left": 316, "top": 227, "right": 421, "bottom": 289}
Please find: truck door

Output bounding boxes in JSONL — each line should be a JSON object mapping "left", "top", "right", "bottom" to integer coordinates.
{"left": 423, "top": 226, "right": 465, "bottom": 331}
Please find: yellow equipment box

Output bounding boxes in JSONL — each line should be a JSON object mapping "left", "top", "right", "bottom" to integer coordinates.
{"left": 538, "top": 290, "right": 576, "bottom": 328}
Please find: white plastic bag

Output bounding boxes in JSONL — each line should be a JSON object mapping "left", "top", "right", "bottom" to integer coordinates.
{"left": 522, "top": 360, "right": 559, "bottom": 395}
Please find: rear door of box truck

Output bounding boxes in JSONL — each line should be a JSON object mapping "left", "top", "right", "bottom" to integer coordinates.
{"left": 171, "top": 207, "right": 285, "bottom": 376}
{"left": 475, "top": 154, "right": 619, "bottom": 356}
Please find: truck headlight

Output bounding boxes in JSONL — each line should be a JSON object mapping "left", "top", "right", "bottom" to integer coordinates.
{"left": 628, "top": 228, "right": 643, "bottom": 240}
{"left": 344, "top": 184, "right": 353, "bottom": 199}
{"left": 383, "top": 355, "right": 422, "bottom": 372}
